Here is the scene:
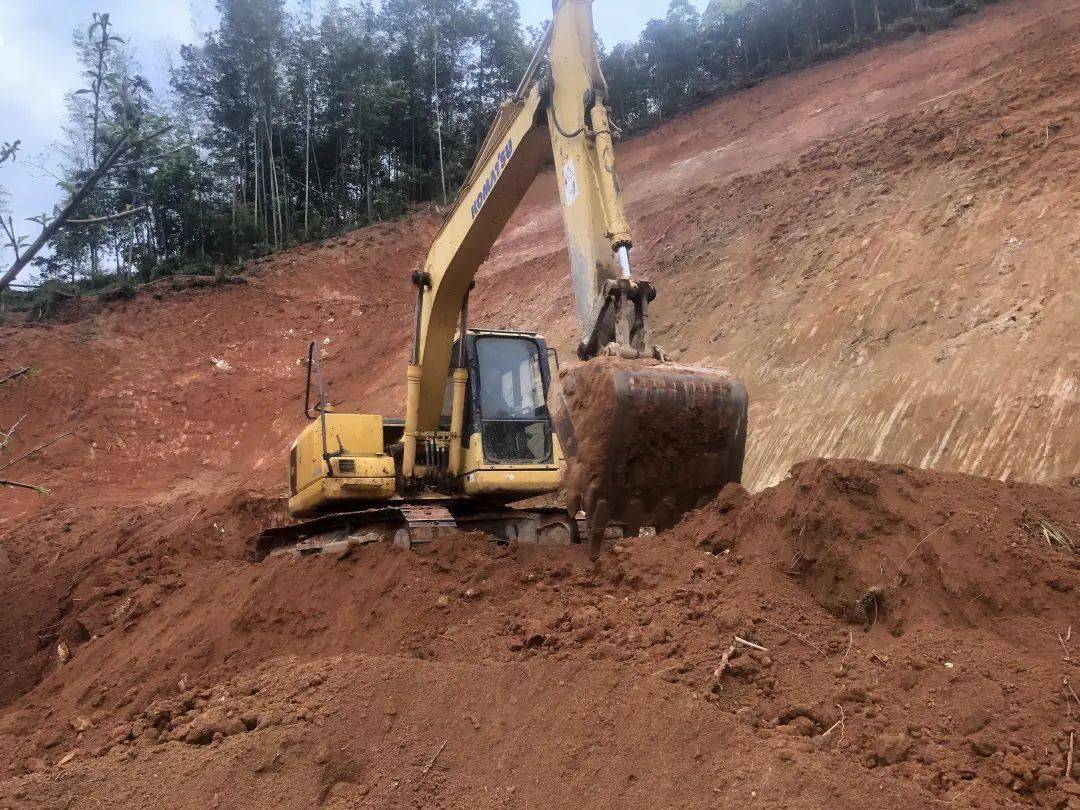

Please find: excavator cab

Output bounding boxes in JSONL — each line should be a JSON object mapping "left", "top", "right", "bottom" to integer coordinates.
{"left": 449, "top": 331, "right": 552, "bottom": 465}
{"left": 445, "top": 329, "right": 563, "bottom": 499}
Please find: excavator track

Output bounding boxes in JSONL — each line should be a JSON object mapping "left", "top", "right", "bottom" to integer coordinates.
{"left": 254, "top": 501, "right": 585, "bottom": 560}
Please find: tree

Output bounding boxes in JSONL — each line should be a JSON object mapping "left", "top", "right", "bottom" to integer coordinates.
{"left": 603, "top": 0, "right": 975, "bottom": 131}
{"left": 4, "top": 0, "right": 981, "bottom": 300}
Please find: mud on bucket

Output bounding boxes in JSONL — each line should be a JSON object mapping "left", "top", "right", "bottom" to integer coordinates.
{"left": 551, "top": 356, "right": 748, "bottom": 553}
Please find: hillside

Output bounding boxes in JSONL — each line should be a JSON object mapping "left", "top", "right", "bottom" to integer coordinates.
{"left": 0, "top": 0, "right": 1078, "bottom": 807}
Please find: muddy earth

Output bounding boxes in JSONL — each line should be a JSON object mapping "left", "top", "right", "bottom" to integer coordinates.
{"left": 0, "top": 0, "right": 1078, "bottom": 806}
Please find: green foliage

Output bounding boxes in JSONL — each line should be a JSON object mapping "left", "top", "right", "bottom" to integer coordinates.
{"left": 11, "top": 0, "right": 989, "bottom": 304}
{"left": 601, "top": 0, "right": 989, "bottom": 129}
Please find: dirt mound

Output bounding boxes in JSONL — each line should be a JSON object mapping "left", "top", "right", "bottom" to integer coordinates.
{"left": 1, "top": 460, "right": 1078, "bottom": 806}
{"left": 690, "top": 459, "right": 1080, "bottom": 630}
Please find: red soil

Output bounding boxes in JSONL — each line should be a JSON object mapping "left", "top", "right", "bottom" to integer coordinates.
{"left": 1, "top": 460, "right": 1077, "bottom": 807}
{"left": 1, "top": 1, "right": 1078, "bottom": 806}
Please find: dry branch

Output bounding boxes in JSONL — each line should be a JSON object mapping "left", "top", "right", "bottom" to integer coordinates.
{"left": 821, "top": 704, "right": 846, "bottom": 745}
{"left": 896, "top": 520, "right": 952, "bottom": 580}
{"left": 712, "top": 643, "right": 738, "bottom": 681}
{"left": 841, "top": 631, "right": 854, "bottom": 669}
{"left": 0, "top": 367, "right": 31, "bottom": 386}
{"left": 420, "top": 739, "right": 447, "bottom": 778}
{"left": 1, "top": 414, "right": 27, "bottom": 449}
{"left": 733, "top": 636, "right": 768, "bottom": 652}
{"left": 0, "top": 426, "right": 81, "bottom": 474}
{"left": 66, "top": 205, "right": 147, "bottom": 226}
{"left": 0, "top": 478, "right": 48, "bottom": 493}
{"left": 759, "top": 617, "right": 826, "bottom": 655}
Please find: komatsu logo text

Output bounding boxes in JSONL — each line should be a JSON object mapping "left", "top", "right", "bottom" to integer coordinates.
{"left": 470, "top": 138, "right": 513, "bottom": 219}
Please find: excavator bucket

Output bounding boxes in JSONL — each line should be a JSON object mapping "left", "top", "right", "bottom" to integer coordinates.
{"left": 552, "top": 357, "right": 748, "bottom": 552}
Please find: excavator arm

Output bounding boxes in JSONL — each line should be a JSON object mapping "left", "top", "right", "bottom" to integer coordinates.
{"left": 410, "top": 0, "right": 651, "bottom": 436}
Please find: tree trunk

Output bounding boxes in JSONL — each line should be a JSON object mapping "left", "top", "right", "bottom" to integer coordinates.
{"left": 366, "top": 138, "right": 373, "bottom": 223}
{"left": 303, "top": 1, "right": 313, "bottom": 238}
{"left": 0, "top": 133, "right": 136, "bottom": 292}
{"left": 433, "top": 28, "right": 448, "bottom": 206}
{"left": 277, "top": 127, "right": 290, "bottom": 240}
{"left": 253, "top": 117, "right": 261, "bottom": 239}
{"left": 263, "top": 115, "right": 279, "bottom": 249}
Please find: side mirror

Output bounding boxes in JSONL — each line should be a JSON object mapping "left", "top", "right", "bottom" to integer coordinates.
{"left": 303, "top": 339, "right": 345, "bottom": 465}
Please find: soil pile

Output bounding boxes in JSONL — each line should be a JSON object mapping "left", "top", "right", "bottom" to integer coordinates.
{"left": 0, "top": 460, "right": 1077, "bottom": 807}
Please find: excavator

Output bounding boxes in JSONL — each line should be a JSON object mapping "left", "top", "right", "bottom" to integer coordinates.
{"left": 257, "top": 0, "right": 748, "bottom": 558}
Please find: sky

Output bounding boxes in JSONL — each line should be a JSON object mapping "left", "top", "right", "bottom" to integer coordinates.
{"left": 0, "top": 0, "right": 704, "bottom": 280}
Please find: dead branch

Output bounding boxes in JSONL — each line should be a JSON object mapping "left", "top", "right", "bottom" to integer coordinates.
{"left": 759, "top": 616, "right": 826, "bottom": 655}
{"left": 66, "top": 205, "right": 147, "bottom": 226}
{"left": 0, "top": 426, "right": 81, "bottom": 474}
{"left": 712, "top": 643, "right": 738, "bottom": 681}
{"left": 733, "top": 636, "right": 768, "bottom": 652}
{"left": 420, "top": 739, "right": 447, "bottom": 779}
{"left": 896, "top": 520, "right": 952, "bottom": 581}
{"left": 1, "top": 414, "right": 27, "bottom": 449}
{"left": 0, "top": 367, "right": 31, "bottom": 386}
{"left": 821, "top": 704, "right": 846, "bottom": 744}
{"left": 929, "top": 780, "right": 979, "bottom": 805}
{"left": 841, "top": 631, "right": 854, "bottom": 669}
{"left": 112, "top": 140, "right": 190, "bottom": 169}
{"left": 0, "top": 478, "right": 48, "bottom": 493}
{"left": 1068, "top": 732, "right": 1075, "bottom": 781}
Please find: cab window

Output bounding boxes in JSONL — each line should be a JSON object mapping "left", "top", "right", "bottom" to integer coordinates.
{"left": 475, "top": 337, "right": 551, "bottom": 463}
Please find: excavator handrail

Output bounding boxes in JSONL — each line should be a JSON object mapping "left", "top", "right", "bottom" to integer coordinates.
{"left": 303, "top": 340, "right": 323, "bottom": 421}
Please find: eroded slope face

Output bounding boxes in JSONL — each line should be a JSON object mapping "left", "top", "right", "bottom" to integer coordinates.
{"left": 472, "top": 0, "right": 1078, "bottom": 491}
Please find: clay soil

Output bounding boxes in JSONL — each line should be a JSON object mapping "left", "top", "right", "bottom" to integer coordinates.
{"left": 1, "top": 1, "right": 1079, "bottom": 807}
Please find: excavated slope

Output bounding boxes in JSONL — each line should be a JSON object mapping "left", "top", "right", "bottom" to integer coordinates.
{"left": 0, "top": 1, "right": 1078, "bottom": 807}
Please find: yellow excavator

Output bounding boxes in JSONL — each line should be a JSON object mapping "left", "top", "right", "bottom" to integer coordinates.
{"left": 257, "top": 0, "right": 747, "bottom": 558}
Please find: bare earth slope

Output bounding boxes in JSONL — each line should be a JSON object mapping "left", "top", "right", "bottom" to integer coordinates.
{"left": 0, "top": 1, "right": 1079, "bottom": 807}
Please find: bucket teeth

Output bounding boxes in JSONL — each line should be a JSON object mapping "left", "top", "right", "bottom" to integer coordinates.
{"left": 552, "top": 357, "right": 747, "bottom": 543}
